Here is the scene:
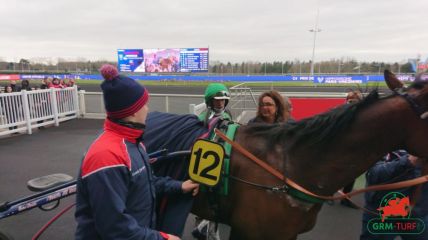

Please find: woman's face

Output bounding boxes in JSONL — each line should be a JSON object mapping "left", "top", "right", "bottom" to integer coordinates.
{"left": 260, "top": 96, "right": 277, "bottom": 119}
{"left": 5, "top": 86, "right": 13, "bottom": 93}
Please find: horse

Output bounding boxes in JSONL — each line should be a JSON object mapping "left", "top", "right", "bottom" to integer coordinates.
{"left": 145, "top": 70, "right": 428, "bottom": 240}
{"left": 159, "top": 57, "right": 175, "bottom": 72}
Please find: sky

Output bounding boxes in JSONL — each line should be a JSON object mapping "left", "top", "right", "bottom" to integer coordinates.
{"left": 1, "top": 0, "right": 427, "bottom": 64}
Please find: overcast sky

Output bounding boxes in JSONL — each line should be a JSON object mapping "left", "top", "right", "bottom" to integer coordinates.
{"left": 1, "top": 0, "right": 427, "bottom": 63}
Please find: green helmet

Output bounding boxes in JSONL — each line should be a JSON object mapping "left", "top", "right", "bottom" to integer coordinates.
{"left": 204, "top": 83, "right": 230, "bottom": 105}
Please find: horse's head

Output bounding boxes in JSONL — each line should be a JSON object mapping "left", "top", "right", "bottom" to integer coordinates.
{"left": 384, "top": 70, "right": 428, "bottom": 157}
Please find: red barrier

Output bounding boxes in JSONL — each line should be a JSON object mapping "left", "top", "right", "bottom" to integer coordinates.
{"left": 290, "top": 98, "right": 346, "bottom": 120}
{"left": 0, "top": 74, "right": 20, "bottom": 81}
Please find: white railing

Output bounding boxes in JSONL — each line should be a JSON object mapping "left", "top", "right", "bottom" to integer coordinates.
{"left": 78, "top": 92, "right": 205, "bottom": 119}
{"left": 0, "top": 86, "right": 79, "bottom": 136}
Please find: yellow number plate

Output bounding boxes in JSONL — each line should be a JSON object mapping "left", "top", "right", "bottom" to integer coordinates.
{"left": 188, "top": 139, "right": 225, "bottom": 186}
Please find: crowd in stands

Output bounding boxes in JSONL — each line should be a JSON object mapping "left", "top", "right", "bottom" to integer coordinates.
{"left": 0, "top": 77, "right": 78, "bottom": 93}
{"left": 0, "top": 77, "right": 79, "bottom": 132}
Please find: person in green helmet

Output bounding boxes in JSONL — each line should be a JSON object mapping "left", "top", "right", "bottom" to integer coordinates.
{"left": 198, "top": 83, "right": 232, "bottom": 125}
{"left": 193, "top": 83, "right": 231, "bottom": 240}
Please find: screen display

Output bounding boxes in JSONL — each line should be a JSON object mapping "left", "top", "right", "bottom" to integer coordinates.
{"left": 117, "top": 48, "right": 209, "bottom": 73}
{"left": 180, "top": 48, "right": 209, "bottom": 72}
{"left": 117, "top": 49, "right": 144, "bottom": 72}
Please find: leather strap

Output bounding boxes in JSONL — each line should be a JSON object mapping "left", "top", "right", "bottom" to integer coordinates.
{"left": 214, "top": 128, "right": 428, "bottom": 201}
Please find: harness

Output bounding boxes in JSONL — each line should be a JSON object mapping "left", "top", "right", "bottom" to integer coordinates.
{"left": 203, "top": 117, "right": 239, "bottom": 196}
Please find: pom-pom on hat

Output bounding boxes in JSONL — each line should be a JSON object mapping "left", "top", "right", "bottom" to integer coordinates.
{"left": 100, "top": 64, "right": 149, "bottom": 119}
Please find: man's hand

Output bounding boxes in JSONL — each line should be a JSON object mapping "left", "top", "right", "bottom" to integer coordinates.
{"left": 408, "top": 155, "right": 426, "bottom": 167}
{"left": 182, "top": 180, "right": 199, "bottom": 196}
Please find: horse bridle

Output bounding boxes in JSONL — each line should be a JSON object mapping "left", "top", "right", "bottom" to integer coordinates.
{"left": 394, "top": 87, "right": 428, "bottom": 119}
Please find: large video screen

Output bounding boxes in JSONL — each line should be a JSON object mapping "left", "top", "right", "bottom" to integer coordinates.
{"left": 117, "top": 48, "right": 209, "bottom": 73}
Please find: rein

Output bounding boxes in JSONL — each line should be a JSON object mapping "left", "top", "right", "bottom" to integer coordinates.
{"left": 214, "top": 129, "right": 428, "bottom": 203}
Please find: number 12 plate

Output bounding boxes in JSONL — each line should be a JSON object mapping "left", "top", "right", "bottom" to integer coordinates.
{"left": 188, "top": 139, "right": 225, "bottom": 186}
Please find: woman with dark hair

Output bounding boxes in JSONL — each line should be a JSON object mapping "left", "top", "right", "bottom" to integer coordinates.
{"left": 248, "top": 90, "right": 293, "bottom": 124}
{"left": 20, "top": 80, "right": 32, "bottom": 91}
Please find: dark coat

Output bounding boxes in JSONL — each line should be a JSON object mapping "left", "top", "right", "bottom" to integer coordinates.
{"left": 75, "top": 119, "right": 181, "bottom": 240}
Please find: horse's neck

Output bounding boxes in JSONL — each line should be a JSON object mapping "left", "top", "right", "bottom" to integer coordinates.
{"left": 288, "top": 97, "right": 411, "bottom": 195}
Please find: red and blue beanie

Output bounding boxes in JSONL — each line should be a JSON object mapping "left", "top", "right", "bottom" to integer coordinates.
{"left": 100, "top": 64, "right": 149, "bottom": 119}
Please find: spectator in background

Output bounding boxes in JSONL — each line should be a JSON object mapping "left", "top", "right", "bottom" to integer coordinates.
{"left": 9, "top": 80, "right": 18, "bottom": 92}
{"left": 345, "top": 90, "right": 363, "bottom": 104}
{"left": 248, "top": 90, "right": 293, "bottom": 124}
{"left": 340, "top": 90, "right": 364, "bottom": 209}
{"left": 40, "top": 77, "right": 50, "bottom": 89}
{"left": 65, "top": 78, "right": 80, "bottom": 90}
{"left": 20, "top": 79, "right": 31, "bottom": 91}
{"left": 4, "top": 85, "right": 13, "bottom": 93}
{"left": 49, "top": 78, "right": 64, "bottom": 89}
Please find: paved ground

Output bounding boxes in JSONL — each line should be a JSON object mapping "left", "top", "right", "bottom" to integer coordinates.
{"left": 0, "top": 119, "right": 102, "bottom": 240}
{"left": 0, "top": 84, "right": 379, "bottom": 239}
{"left": 0, "top": 118, "right": 370, "bottom": 240}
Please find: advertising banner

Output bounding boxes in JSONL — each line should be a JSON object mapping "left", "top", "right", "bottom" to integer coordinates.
{"left": 0, "top": 74, "right": 20, "bottom": 81}
{"left": 313, "top": 76, "right": 368, "bottom": 84}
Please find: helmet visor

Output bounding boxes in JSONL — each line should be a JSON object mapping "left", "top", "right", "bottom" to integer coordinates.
{"left": 212, "top": 91, "right": 230, "bottom": 100}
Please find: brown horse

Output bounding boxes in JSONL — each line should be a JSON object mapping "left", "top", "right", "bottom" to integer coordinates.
{"left": 159, "top": 57, "right": 175, "bottom": 72}
{"left": 147, "top": 70, "right": 428, "bottom": 239}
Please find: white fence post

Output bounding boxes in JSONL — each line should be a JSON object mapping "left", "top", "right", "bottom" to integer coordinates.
{"left": 165, "top": 96, "right": 169, "bottom": 113}
{"left": 21, "top": 90, "right": 32, "bottom": 134}
{"left": 73, "top": 86, "right": 80, "bottom": 118}
{"left": 79, "top": 90, "right": 86, "bottom": 117}
{"left": 50, "top": 89, "right": 59, "bottom": 126}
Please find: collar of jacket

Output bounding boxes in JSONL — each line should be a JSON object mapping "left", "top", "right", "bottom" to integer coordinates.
{"left": 104, "top": 118, "right": 144, "bottom": 143}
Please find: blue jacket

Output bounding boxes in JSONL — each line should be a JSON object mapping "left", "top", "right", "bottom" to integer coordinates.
{"left": 75, "top": 119, "right": 182, "bottom": 240}
{"left": 364, "top": 151, "right": 428, "bottom": 219}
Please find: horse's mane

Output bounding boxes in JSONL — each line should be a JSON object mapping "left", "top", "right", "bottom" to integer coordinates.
{"left": 245, "top": 89, "right": 382, "bottom": 152}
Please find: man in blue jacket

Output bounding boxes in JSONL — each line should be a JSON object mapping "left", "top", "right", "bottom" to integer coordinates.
{"left": 75, "top": 64, "right": 199, "bottom": 240}
{"left": 360, "top": 151, "right": 428, "bottom": 240}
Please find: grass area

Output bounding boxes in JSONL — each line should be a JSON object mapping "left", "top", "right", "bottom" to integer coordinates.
{"left": 75, "top": 79, "right": 389, "bottom": 88}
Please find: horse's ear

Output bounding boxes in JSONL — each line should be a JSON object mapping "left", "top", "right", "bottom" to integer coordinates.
{"left": 384, "top": 69, "right": 404, "bottom": 90}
